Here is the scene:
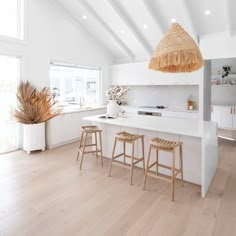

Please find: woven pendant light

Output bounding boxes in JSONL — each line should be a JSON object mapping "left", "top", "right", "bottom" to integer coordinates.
{"left": 149, "top": 23, "right": 204, "bottom": 73}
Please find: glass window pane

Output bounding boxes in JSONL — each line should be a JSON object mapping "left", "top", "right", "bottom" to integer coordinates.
{"left": 0, "top": 0, "right": 22, "bottom": 38}
{"left": 50, "top": 63, "right": 101, "bottom": 106}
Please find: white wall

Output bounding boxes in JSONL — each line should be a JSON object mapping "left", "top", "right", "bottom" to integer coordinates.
{"left": 0, "top": 0, "right": 113, "bottom": 104}
{"left": 125, "top": 85, "right": 199, "bottom": 110}
{"left": 200, "top": 33, "right": 236, "bottom": 60}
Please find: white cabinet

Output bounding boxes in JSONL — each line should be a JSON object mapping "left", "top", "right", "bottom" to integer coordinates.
{"left": 211, "top": 106, "right": 221, "bottom": 123}
{"left": 220, "top": 107, "right": 233, "bottom": 129}
{"left": 211, "top": 105, "right": 236, "bottom": 129}
{"left": 46, "top": 108, "right": 106, "bottom": 149}
{"left": 232, "top": 107, "right": 236, "bottom": 129}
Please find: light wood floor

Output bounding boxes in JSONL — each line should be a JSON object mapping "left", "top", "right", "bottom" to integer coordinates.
{"left": 0, "top": 138, "right": 235, "bottom": 236}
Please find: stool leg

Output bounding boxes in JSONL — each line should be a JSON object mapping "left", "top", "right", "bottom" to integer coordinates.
{"left": 108, "top": 139, "right": 117, "bottom": 177}
{"left": 130, "top": 141, "right": 135, "bottom": 185}
{"left": 80, "top": 132, "right": 88, "bottom": 170}
{"left": 123, "top": 142, "right": 126, "bottom": 164}
{"left": 179, "top": 144, "right": 183, "bottom": 187}
{"left": 95, "top": 132, "right": 98, "bottom": 159}
{"left": 99, "top": 132, "right": 103, "bottom": 166}
{"left": 156, "top": 149, "right": 159, "bottom": 175}
{"left": 172, "top": 150, "right": 175, "bottom": 201}
{"left": 143, "top": 144, "right": 152, "bottom": 190}
{"left": 141, "top": 137, "right": 145, "bottom": 174}
{"left": 76, "top": 131, "right": 84, "bottom": 161}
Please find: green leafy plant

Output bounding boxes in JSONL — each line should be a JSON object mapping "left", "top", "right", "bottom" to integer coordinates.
{"left": 13, "top": 81, "right": 61, "bottom": 124}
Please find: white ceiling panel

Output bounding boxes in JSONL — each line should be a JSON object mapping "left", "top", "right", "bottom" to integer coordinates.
{"left": 118, "top": 0, "right": 162, "bottom": 50}
{"left": 57, "top": 0, "right": 129, "bottom": 59}
{"left": 85, "top": 0, "right": 149, "bottom": 58}
{"left": 55, "top": 0, "right": 235, "bottom": 63}
{"left": 148, "top": 0, "right": 198, "bottom": 40}
{"left": 186, "top": 0, "right": 227, "bottom": 35}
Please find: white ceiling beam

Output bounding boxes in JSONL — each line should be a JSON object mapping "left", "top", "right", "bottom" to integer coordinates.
{"left": 78, "top": 0, "right": 134, "bottom": 59}
{"left": 108, "top": 0, "right": 153, "bottom": 56}
{"left": 181, "top": 0, "right": 199, "bottom": 43}
{"left": 225, "top": 0, "right": 233, "bottom": 37}
{"left": 142, "top": 0, "right": 165, "bottom": 35}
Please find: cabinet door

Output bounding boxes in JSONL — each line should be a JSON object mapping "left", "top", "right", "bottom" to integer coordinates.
{"left": 211, "top": 106, "right": 221, "bottom": 124}
{"left": 220, "top": 107, "right": 233, "bottom": 129}
{"left": 232, "top": 107, "right": 236, "bottom": 129}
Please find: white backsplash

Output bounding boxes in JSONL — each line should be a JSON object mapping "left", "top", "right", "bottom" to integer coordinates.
{"left": 125, "top": 85, "right": 199, "bottom": 110}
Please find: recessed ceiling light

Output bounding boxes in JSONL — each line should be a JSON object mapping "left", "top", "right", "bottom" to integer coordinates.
{"left": 171, "top": 18, "right": 177, "bottom": 23}
{"left": 120, "top": 29, "right": 125, "bottom": 34}
{"left": 143, "top": 24, "right": 148, "bottom": 29}
{"left": 82, "top": 15, "right": 88, "bottom": 20}
{"left": 204, "top": 10, "right": 211, "bottom": 15}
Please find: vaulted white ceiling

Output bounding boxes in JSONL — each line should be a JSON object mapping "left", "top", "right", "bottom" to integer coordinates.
{"left": 56, "top": 0, "right": 236, "bottom": 63}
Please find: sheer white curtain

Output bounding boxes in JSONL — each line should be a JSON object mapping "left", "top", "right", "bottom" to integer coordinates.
{"left": 0, "top": 55, "right": 20, "bottom": 154}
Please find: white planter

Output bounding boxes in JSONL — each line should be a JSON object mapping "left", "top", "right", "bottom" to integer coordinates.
{"left": 23, "top": 122, "right": 45, "bottom": 154}
{"left": 107, "top": 100, "right": 120, "bottom": 117}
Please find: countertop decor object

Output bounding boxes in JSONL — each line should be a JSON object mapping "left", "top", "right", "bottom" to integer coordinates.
{"left": 149, "top": 22, "right": 204, "bottom": 73}
{"left": 107, "top": 100, "right": 120, "bottom": 118}
{"left": 13, "top": 81, "right": 61, "bottom": 154}
{"left": 105, "top": 86, "right": 130, "bottom": 117}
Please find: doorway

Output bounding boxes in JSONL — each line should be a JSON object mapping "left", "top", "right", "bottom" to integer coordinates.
{"left": 0, "top": 55, "right": 20, "bottom": 154}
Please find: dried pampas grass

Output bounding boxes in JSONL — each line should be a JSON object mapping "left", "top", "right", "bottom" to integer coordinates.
{"left": 13, "top": 81, "right": 61, "bottom": 124}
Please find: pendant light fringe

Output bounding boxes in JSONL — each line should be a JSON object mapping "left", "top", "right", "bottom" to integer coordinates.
{"left": 149, "top": 23, "right": 204, "bottom": 73}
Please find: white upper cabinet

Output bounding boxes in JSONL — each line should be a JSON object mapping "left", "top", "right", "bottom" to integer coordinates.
{"left": 111, "top": 61, "right": 203, "bottom": 86}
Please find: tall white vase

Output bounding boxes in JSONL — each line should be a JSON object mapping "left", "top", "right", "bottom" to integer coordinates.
{"left": 23, "top": 122, "right": 45, "bottom": 154}
{"left": 107, "top": 100, "right": 120, "bottom": 117}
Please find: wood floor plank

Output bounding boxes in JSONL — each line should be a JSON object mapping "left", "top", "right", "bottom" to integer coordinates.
{"left": 0, "top": 138, "right": 235, "bottom": 236}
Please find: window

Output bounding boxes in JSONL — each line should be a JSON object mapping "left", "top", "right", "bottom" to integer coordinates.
{"left": 0, "top": 55, "right": 20, "bottom": 154}
{"left": 0, "top": 0, "right": 24, "bottom": 39}
{"left": 50, "top": 62, "right": 101, "bottom": 106}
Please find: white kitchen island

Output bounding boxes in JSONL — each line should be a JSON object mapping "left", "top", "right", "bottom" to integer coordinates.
{"left": 84, "top": 114, "right": 218, "bottom": 197}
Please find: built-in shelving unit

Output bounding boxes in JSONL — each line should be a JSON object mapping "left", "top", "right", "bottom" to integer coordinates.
{"left": 211, "top": 58, "right": 236, "bottom": 86}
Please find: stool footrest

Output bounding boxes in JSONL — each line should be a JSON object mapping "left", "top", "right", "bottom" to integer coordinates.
{"left": 79, "top": 149, "right": 102, "bottom": 155}
{"left": 133, "top": 158, "right": 144, "bottom": 165}
{"left": 146, "top": 172, "right": 172, "bottom": 183}
{"left": 147, "top": 161, "right": 158, "bottom": 170}
{"left": 80, "top": 143, "right": 97, "bottom": 147}
{"left": 113, "top": 153, "right": 125, "bottom": 159}
{"left": 112, "top": 159, "right": 143, "bottom": 169}
{"left": 112, "top": 161, "right": 132, "bottom": 170}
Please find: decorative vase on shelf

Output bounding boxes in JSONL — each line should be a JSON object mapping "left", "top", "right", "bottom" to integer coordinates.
{"left": 107, "top": 100, "right": 120, "bottom": 117}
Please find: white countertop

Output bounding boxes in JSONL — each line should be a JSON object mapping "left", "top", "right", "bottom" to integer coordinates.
{"left": 59, "top": 105, "right": 106, "bottom": 114}
{"left": 120, "top": 105, "right": 199, "bottom": 113}
{"left": 84, "top": 114, "right": 217, "bottom": 138}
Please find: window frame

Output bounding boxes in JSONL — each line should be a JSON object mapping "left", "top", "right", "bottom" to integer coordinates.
{"left": 0, "top": 0, "right": 26, "bottom": 43}
{"left": 50, "top": 61, "right": 102, "bottom": 106}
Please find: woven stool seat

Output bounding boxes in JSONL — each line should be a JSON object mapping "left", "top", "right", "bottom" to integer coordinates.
{"left": 81, "top": 125, "right": 102, "bottom": 133}
{"left": 151, "top": 138, "right": 182, "bottom": 150}
{"left": 115, "top": 131, "right": 144, "bottom": 142}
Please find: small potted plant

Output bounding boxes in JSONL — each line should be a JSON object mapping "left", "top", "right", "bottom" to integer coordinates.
{"left": 13, "top": 81, "right": 61, "bottom": 154}
{"left": 105, "top": 86, "right": 130, "bottom": 117}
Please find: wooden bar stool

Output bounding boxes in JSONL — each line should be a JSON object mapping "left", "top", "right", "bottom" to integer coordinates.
{"left": 143, "top": 137, "right": 183, "bottom": 201}
{"left": 76, "top": 125, "right": 103, "bottom": 170}
{"left": 108, "top": 131, "right": 145, "bottom": 185}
